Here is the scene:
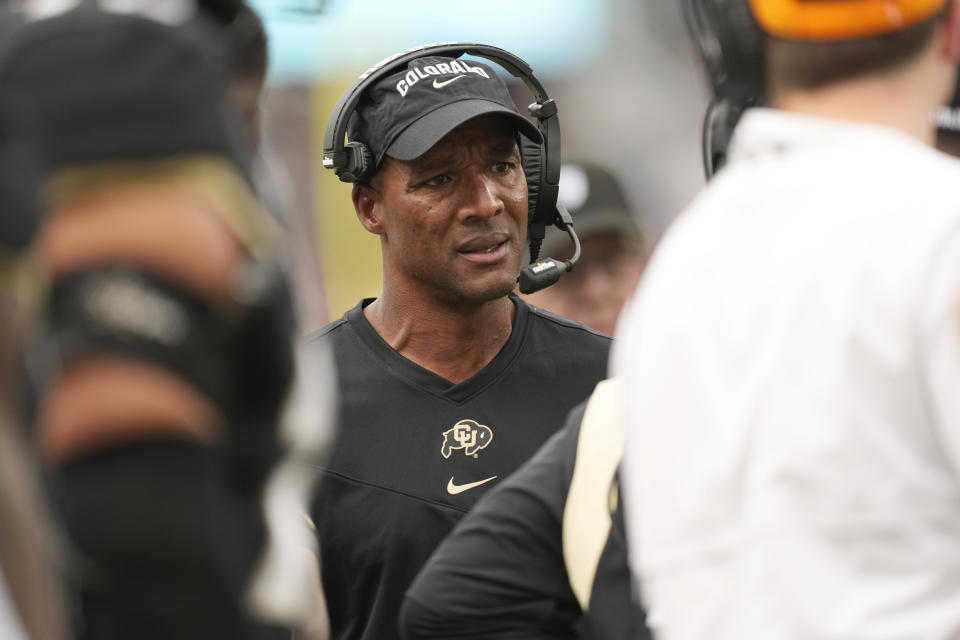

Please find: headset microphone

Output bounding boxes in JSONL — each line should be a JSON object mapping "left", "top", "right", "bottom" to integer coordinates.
{"left": 518, "top": 204, "right": 580, "bottom": 294}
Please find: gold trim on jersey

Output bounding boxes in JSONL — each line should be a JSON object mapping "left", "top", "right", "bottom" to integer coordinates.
{"left": 562, "top": 378, "right": 624, "bottom": 613}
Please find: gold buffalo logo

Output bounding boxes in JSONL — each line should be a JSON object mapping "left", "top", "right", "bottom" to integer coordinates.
{"left": 440, "top": 419, "right": 493, "bottom": 459}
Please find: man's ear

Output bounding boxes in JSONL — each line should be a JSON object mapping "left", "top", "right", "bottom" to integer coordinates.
{"left": 352, "top": 183, "right": 385, "bottom": 235}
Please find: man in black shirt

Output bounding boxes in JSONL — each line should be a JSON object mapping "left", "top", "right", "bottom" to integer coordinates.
{"left": 304, "top": 48, "right": 611, "bottom": 640}
{"left": 400, "top": 380, "right": 651, "bottom": 640}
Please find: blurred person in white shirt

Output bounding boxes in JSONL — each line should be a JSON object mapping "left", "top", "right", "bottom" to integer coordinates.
{"left": 615, "top": 1, "right": 960, "bottom": 638}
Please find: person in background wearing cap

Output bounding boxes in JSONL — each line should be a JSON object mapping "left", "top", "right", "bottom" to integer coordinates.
{"left": 521, "top": 161, "right": 646, "bottom": 336}
{"left": 1, "top": 6, "right": 295, "bottom": 639}
{"left": 301, "top": 49, "right": 610, "bottom": 640}
{"left": 615, "top": 0, "right": 960, "bottom": 638}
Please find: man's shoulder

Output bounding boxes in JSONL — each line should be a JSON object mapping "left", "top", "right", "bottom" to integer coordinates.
{"left": 731, "top": 109, "right": 960, "bottom": 193}
{"left": 302, "top": 299, "right": 372, "bottom": 347}
{"left": 303, "top": 315, "right": 349, "bottom": 345}
{"left": 709, "top": 113, "right": 960, "bottom": 234}
{"left": 517, "top": 301, "right": 612, "bottom": 377}
{"left": 523, "top": 299, "right": 613, "bottom": 344}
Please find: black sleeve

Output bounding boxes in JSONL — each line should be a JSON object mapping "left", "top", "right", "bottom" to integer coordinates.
{"left": 51, "top": 437, "right": 288, "bottom": 640}
{"left": 582, "top": 485, "right": 653, "bottom": 640}
{"left": 399, "top": 404, "right": 588, "bottom": 640}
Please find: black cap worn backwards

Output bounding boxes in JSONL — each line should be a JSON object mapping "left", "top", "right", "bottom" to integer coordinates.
{"left": 0, "top": 6, "right": 250, "bottom": 178}
{"left": 348, "top": 55, "right": 542, "bottom": 168}
{"left": 540, "top": 161, "right": 641, "bottom": 258}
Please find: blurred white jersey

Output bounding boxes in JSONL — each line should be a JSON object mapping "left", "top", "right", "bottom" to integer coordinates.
{"left": 614, "top": 108, "right": 960, "bottom": 640}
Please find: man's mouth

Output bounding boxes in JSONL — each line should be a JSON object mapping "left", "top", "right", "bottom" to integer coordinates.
{"left": 457, "top": 234, "right": 509, "bottom": 263}
{"left": 472, "top": 241, "right": 505, "bottom": 254}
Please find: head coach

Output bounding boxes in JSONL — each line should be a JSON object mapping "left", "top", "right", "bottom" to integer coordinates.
{"left": 302, "top": 44, "right": 611, "bottom": 640}
{"left": 616, "top": 1, "right": 960, "bottom": 638}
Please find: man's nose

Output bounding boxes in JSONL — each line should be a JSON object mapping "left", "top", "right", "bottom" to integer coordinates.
{"left": 456, "top": 171, "right": 503, "bottom": 222}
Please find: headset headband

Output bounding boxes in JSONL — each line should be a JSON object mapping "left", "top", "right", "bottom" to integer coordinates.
{"left": 322, "top": 42, "right": 553, "bottom": 172}
{"left": 683, "top": 0, "right": 763, "bottom": 105}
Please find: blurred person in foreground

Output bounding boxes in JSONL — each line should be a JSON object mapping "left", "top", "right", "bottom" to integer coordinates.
{"left": 521, "top": 161, "right": 646, "bottom": 336}
{"left": 401, "top": 379, "right": 651, "bottom": 640}
{"left": 303, "top": 47, "right": 611, "bottom": 640}
{"left": 616, "top": 0, "right": 960, "bottom": 638}
{"left": 2, "top": 6, "right": 295, "bottom": 638}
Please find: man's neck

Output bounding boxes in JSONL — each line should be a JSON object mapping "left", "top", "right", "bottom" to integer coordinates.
{"left": 771, "top": 65, "right": 942, "bottom": 146}
{"left": 363, "top": 290, "right": 516, "bottom": 385}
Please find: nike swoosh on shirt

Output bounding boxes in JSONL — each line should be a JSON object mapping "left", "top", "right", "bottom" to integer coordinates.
{"left": 433, "top": 75, "right": 466, "bottom": 89}
{"left": 446, "top": 475, "right": 498, "bottom": 495}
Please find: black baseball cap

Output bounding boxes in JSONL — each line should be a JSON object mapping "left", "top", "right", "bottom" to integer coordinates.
{"left": 0, "top": 6, "right": 250, "bottom": 178}
{"left": 540, "top": 161, "right": 641, "bottom": 258}
{"left": 348, "top": 55, "right": 542, "bottom": 168}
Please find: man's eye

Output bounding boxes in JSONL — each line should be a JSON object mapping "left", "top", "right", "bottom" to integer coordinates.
{"left": 425, "top": 174, "right": 450, "bottom": 186}
{"left": 492, "top": 162, "right": 513, "bottom": 174}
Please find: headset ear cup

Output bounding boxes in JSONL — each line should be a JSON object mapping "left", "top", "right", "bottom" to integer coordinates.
{"left": 687, "top": 0, "right": 764, "bottom": 103}
{"left": 726, "top": 0, "right": 763, "bottom": 101}
{"left": 339, "top": 141, "right": 373, "bottom": 183}
{"left": 518, "top": 133, "right": 543, "bottom": 226}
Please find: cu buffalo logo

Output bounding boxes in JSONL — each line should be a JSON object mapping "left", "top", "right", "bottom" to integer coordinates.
{"left": 440, "top": 419, "right": 493, "bottom": 459}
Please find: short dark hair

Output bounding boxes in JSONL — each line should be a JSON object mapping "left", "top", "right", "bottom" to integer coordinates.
{"left": 765, "top": 11, "right": 945, "bottom": 92}
{"left": 197, "top": 0, "right": 268, "bottom": 84}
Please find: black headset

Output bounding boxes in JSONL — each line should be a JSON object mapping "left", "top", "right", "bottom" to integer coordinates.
{"left": 682, "top": 0, "right": 764, "bottom": 177}
{"left": 321, "top": 42, "right": 580, "bottom": 294}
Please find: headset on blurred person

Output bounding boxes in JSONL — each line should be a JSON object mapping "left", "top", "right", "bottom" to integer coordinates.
{"left": 682, "top": 0, "right": 765, "bottom": 178}
{"left": 683, "top": 0, "right": 952, "bottom": 176}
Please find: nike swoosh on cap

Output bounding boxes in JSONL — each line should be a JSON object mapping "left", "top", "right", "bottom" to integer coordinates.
{"left": 446, "top": 475, "right": 498, "bottom": 495}
{"left": 433, "top": 75, "right": 466, "bottom": 89}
